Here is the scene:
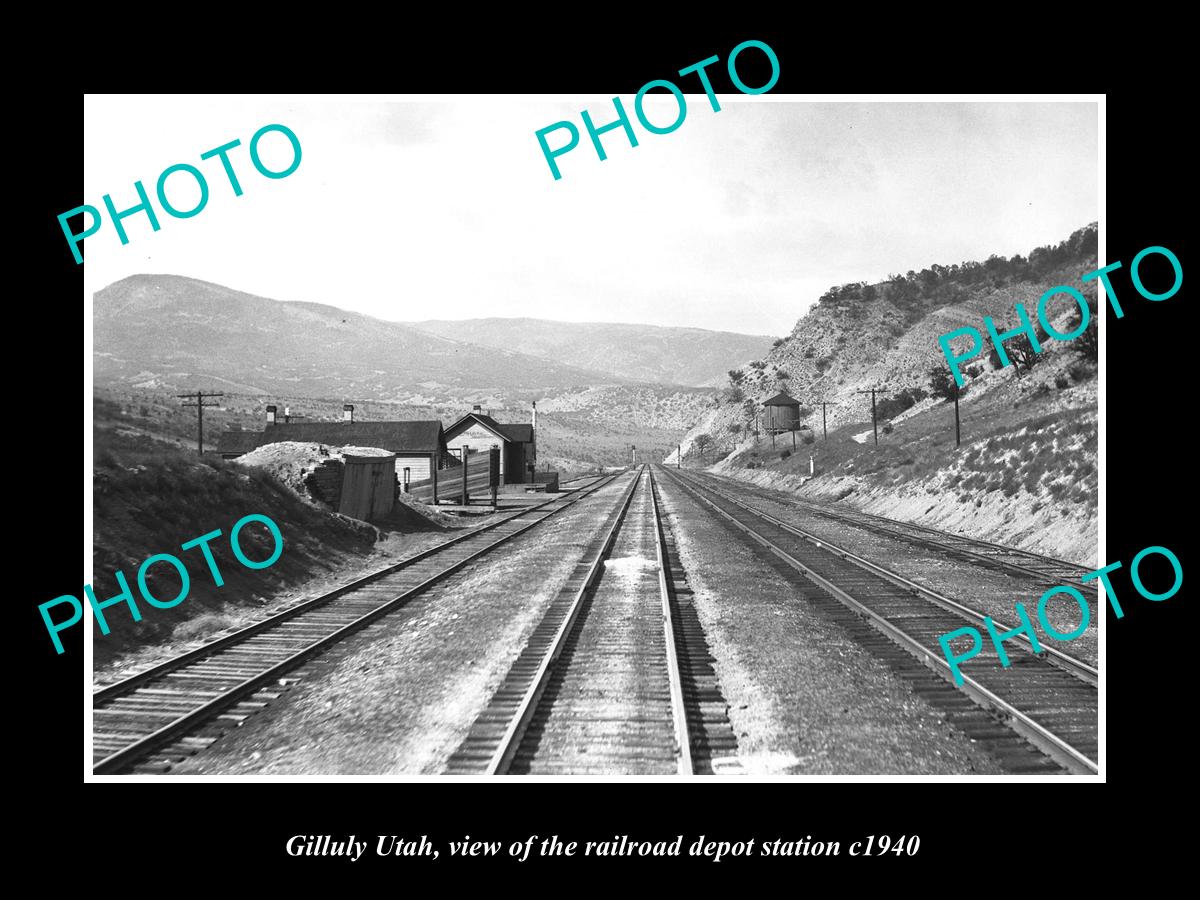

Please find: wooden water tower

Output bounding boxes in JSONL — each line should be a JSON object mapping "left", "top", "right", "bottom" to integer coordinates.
{"left": 762, "top": 391, "right": 801, "bottom": 433}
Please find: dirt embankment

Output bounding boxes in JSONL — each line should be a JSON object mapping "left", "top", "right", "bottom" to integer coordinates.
{"left": 90, "top": 429, "right": 459, "bottom": 666}
{"left": 712, "top": 464, "right": 1094, "bottom": 567}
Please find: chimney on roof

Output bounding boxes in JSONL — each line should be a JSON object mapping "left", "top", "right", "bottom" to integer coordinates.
{"left": 266, "top": 405, "right": 277, "bottom": 425}
{"left": 532, "top": 400, "right": 537, "bottom": 432}
{"left": 472, "top": 404, "right": 483, "bottom": 414}
{"left": 344, "top": 404, "right": 354, "bottom": 423}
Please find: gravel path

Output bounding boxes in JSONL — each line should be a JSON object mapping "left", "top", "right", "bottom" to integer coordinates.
{"left": 655, "top": 473, "right": 1005, "bottom": 775}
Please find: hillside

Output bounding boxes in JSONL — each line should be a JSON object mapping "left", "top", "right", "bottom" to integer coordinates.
{"left": 93, "top": 275, "right": 623, "bottom": 402}
{"left": 406, "top": 317, "right": 775, "bottom": 387}
{"left": 95, "top": 382, "right": 714, "bottom": 477}
{"left": 535, "top": 385, "right": 714, "bottom": 473}
{"left": 670, "top": 224, "right": 1099, "bottom": 562}
{"left": 90, "top": 427, "right": 389, "bottom": 663}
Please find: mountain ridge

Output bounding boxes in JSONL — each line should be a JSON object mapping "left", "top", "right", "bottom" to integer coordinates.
{"left": 405, "top": 317, "right": 775, "bottom": 387}
{"left": 93, "top": 274, "right": 629, "bottom": 402}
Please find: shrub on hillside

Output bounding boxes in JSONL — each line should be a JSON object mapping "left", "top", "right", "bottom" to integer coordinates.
{"left": 877, "top": 387, "right": 928, "bottom": 419}
{"left": 780, "top": 449, "right": 791, "bottom": 460}
{"left": 1068, "top": 361, "right": 1094, "bottom": 382}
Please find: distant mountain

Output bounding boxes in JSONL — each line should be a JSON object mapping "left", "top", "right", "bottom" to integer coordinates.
{"left": 406, "top": 317, "right": 775, "bottom": 387}
{"left": 93, "top": 275, "right": 625, "bottom": 402}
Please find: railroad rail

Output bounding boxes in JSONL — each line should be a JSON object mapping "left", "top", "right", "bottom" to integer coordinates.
{"left": 91, "top": 474, "right": 621, "bottom": 775}
{"left": 447, "top": 466, "right": 737, "bottom": 775}
{"left": 696, "top": 471, "right": 1091, "bottom": 585}
{"left": 662, "top": 466, "right": 1098, "bottom": 775}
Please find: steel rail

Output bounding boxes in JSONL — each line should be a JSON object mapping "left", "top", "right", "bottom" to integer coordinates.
{"left": 648, "top": 466, "right": 694, "bottom": 775}
{"left": 673, "top": 470, "right": 1097, "bottom": 685}
{"left": 662, "top": 467, "right": 1097, "bottom": 775}
{"left": 788, "top": 493, "right": 1091, "bottom": 581}
{"left": 484, "top": 467, "right": 645, "bottom": 775}
{"left": 93, "top": 474, "right": 621, "bottom": 774}
{"left": 93, "top": 475, "right": 612, "bottom": 704}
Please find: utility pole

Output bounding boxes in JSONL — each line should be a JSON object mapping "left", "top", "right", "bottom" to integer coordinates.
{"left": 954, "top": 382, "right": 961, "bottom": 449}
{"left": 818, "top": 401, "right": 835, "bottom": 441}
{"left": 631, "top": 444, "right": 636, "bottom": 467}
{"left": 856, "top": 388, "right": 883, "bottom": 446}
{"left": 677, "top": 444, "right": 681, "bottom": 469}
{"left": 178, "top": 391, "right": 224, "bottom": 456}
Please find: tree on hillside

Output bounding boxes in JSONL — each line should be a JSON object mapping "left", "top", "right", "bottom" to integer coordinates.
{"left": 929, "top": 364, "right": 959, "bottom": 401}
{"left": 986, "top": 318, "right": 1048, "bottom": 376}
{"left": 728, "top": 369, "right": 745, "bottom": 386}
{"left": 1068, "top": 297, "right": 1099, "bottom": 364}
{"left": 693, "top": 433, "right": 713, "bottom": 462}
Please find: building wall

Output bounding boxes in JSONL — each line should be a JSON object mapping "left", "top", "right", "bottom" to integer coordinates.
{"left": 394, "top": 454, "right": 433, "bottom": 484}
{"left": 504, "top": 442, "right": 526, "bottom": 484}
{"left": 446, "top": 423, "right": 507, "bottom": 476}
{"left": 764, "top": 405, "right": 800, "bottom": 432}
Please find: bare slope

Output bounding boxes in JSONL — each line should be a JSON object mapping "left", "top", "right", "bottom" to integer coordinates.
{"left": 93, "top": 275, "right": 621, "bottom": 402}
{"left": 671, "top": 224, "right": 1099, "bottom": 561}
{"left": 407, "top": 317, "right": 775, "bottom": 387}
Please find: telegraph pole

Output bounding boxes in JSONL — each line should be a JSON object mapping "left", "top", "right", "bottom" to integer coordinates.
{"left": 856, "top": 389, "right": 883, "bottom": 446}
{"left": 178, "top": 391, "right": 224, "bottom": 456}
{"left": 818, "top": 401, "right": 835, "bottom": 441}
{"left": 677, "top": 444, "right": 681, "bottom": 469}
{"left": 954, "top": 382, "right": 961, "bottom": 449}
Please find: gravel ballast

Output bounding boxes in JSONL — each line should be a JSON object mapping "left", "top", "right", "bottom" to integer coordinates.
{"left": 167, "top": 477, "right": 634, "bottom": 775}
{"left": 655, "top": 473, "right": 1005, "bottom": 775}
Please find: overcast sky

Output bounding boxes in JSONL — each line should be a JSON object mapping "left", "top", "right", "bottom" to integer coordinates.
{"left": 82, "top": 96, "right": 1097, "bottom": 337}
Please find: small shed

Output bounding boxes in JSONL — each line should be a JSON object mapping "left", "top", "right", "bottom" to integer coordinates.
{"left": 762, "top": 391, "right": 802, "bottom": 433}
{"left": 338, "top": 454, "right": 396, "bottom": 522}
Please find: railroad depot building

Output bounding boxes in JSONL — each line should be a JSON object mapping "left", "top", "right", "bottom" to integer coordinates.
{"left": 444, "top": 404, "right": 537, "bottom": 485}
{"left": 217, "top": 405, "right": 448, "bottom": 484}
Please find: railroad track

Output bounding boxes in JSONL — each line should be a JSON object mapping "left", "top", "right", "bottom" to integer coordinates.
{"left": 91, "top": 474, "right": 621, "bottom": 775}
{"left": 662, "top": 466, "right": 1098, "bottom": 775}
{"left": 693, "top": 471, "right": 1091, "bottom": 585}
{"left": 446, "top": 466, "right": 737, "bottom": 775}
